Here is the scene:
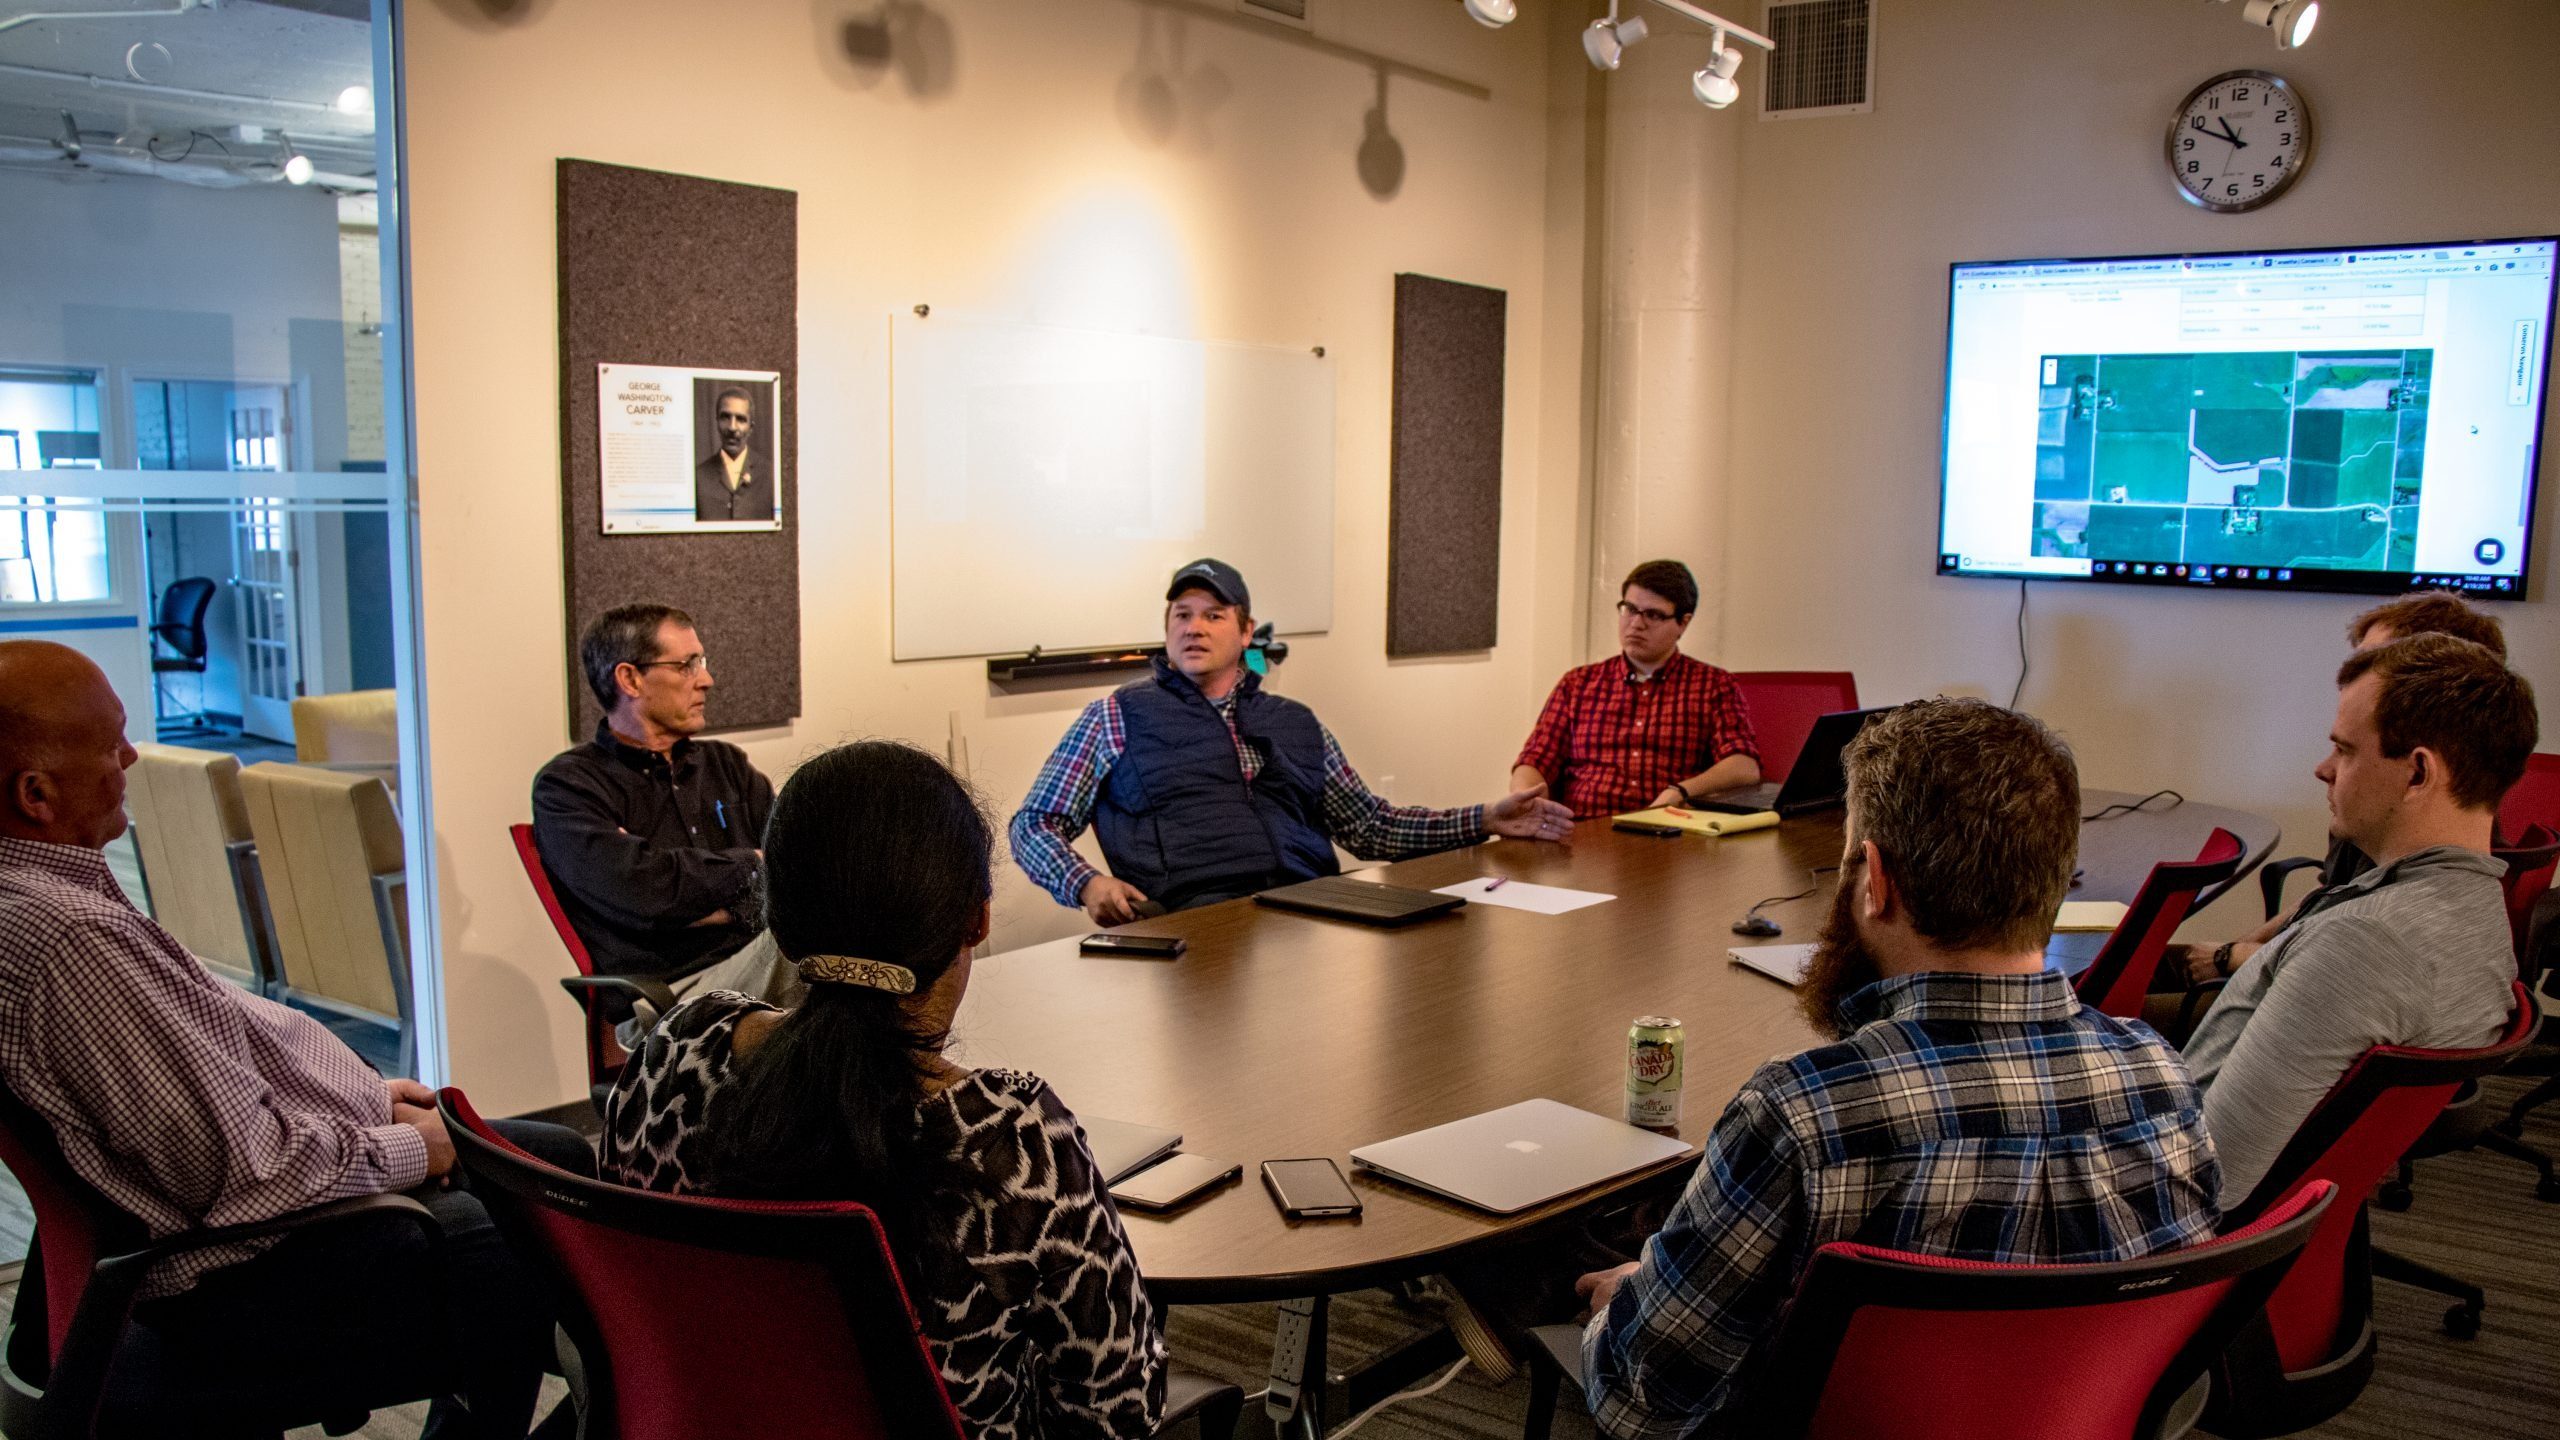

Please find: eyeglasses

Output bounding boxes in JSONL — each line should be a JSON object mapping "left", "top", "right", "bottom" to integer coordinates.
{"left": 1615, "top": 600, "right": 1682, "bottom": 626}
{"left": 630, "top": 654, "right": 710, "bottom": 677}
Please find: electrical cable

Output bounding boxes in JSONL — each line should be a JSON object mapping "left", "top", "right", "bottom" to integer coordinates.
{"left": 2084, "top": 789, "right": 2185, "bottom": 822}
{"left": 2008, "top": 578, "right": 2029, "bottom": 709}
{"left": 1326, "top": 1356, "right": 1470, "bottom": 1439}
{"left": 1736, "top": 863, "right": 1842, "bottom": 933}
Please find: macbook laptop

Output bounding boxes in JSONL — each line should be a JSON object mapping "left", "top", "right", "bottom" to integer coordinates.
{"left": 1349, "top": 1098, "right": 1694, "bottom": 1215}
{"left": 1254, "top": 874, "right": 1467, "bottom": 927}
{"left": 1692, "top": 707, "right": 1890, "bottom": 818}
{"left": 1080, "top": 1115, "right": 1183, "bottom": 1185}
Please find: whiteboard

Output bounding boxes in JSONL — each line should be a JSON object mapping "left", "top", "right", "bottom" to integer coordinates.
{"left": 890, "top": 314, "right": 1334, "bottom": 660}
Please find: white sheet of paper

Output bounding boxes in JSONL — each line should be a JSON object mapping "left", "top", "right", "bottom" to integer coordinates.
{"left": 1729, "top": 943, "right": 1818, "bottom": 987}
{"left": 2053, "top": 900, "right": 2131, "bottom": 932}
{"left": 1433, "top": 877, "right": 1616, "bottom": 915}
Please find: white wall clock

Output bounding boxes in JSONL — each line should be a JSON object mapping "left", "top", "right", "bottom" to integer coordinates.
{"left": 2167, "top": 70, "right": 2313, "bottom": 213}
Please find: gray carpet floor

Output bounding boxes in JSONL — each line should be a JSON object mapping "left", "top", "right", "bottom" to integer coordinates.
{"left": 0, "top": 1077, "right": 2541, "bottom": 1438}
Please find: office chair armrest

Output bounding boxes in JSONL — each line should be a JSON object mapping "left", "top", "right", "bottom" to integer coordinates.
{"left": 37, "top": 1194, "right": 439, "bottom": 1422}
{"left": 559, "top": 974, "right": 680, "bottom": 1017}
{"left": 2257, "top": 857, "right": 2324, "bottom": 922}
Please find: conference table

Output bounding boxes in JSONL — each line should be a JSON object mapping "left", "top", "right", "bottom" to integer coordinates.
{"left": 956, "top": 791, "right": 2277, "bottom": 1431}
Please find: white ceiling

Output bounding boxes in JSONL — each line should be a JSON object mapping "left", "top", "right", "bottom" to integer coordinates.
{"left": 0, "top": 0, "right": 376, "bottom": 183}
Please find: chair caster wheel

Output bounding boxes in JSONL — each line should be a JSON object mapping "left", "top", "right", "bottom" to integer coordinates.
{"left": 2538, "top": 1176, "right": 2560, "bottom": 1204}
{"left": 2376, "top": 1181, "right": 2414, "bottom": 1212}
{"left": 2492, "top": 1118, "right": 2526, "bottom": 1141}
{"left": 2443, "top": 1304, "right": 2482, "bottom": 1339}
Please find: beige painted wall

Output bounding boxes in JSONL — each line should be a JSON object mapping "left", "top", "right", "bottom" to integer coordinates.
{"left": 1720, "top": 0, "right": 2559, "bottom": 938}
{"left": 402, "top": 0, "right": 1597, "bottom": 1113}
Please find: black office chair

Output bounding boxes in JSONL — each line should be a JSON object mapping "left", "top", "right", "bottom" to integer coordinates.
{"left": 149, "top": 576, "right": 218, "bottom": 732}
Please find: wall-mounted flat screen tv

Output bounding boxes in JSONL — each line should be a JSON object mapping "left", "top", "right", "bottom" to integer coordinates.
{"left": 1936, "top": 237, "right": 2555, "bottom": 598}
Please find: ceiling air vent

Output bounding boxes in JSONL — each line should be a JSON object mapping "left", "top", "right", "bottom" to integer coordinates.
{"left": 1236, "top": 0, "right": 1312, "bottom": 30}
{"left": 1762, "top": 0, "right": 1874, "bottom": 119}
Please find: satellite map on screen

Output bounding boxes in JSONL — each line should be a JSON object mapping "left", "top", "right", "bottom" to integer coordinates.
{"left": 2029, "top": 348, "right": 2430, "bottom": 572}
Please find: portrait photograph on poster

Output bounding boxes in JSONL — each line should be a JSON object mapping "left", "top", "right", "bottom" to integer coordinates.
{"left": 596, "top": 362, "right": 784, "bottom": 534}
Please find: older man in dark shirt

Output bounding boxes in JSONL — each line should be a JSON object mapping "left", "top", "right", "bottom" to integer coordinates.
{"left": 532, "top": 604, "right": 773, "bottom": 980}
{"left": 0, "top": 640, "right": 581, "bottom": 1437}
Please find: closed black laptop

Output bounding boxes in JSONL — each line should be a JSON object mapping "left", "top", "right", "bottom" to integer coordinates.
{"left": 1253, "top": 875, "right": 1467, "bottom": 926}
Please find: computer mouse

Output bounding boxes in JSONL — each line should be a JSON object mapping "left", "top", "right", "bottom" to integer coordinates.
{"left": 1730, "top": 915, "right": 1783, "bottom": 938}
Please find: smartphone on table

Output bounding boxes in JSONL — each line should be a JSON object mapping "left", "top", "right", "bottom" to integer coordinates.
{"left": 1260, "top": 1157, "right": 1363, "bottom": 1219}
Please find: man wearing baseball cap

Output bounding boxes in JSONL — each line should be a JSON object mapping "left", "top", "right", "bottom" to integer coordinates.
{"left": 1011, "top": 559, "right": 1574, "bottom": 922}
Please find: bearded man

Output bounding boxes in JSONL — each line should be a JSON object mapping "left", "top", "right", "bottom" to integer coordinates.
{"left": 1573, "top": 698, "right": 2222, "bottom": 1439}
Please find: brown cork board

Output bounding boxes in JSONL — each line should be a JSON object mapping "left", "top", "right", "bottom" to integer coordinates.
{"left": 557, "top": 158, "right": 801, "bottom": 739}
{"left": 1387, "top": 272, "right": 1505, "bottom": 657}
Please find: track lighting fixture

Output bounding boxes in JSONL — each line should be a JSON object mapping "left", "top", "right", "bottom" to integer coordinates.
{"left": 1461, "top": 0, "right": 1516, "bottom": 28}
{"left": 1582, "top": 2, "right": 1648, "bottom": 71}
{"left": 1691, "top": 27, "right": 1742, "bottom": 108}
{"left": 280, "top": 134, "right": 313, "bottom": 185}
{"left": 2233, "top": 0, "right": 2319, "bottom": 48}
{"left": 1580, "top": 1, "right": 1773, "bottom": 112}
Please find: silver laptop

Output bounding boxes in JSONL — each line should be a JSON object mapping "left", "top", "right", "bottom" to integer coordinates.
{"left": 1080, "top": 1115, "right": 1183, "bottom": 1185}
{"left": 1349, "top": 1099, "right": 1694, "bottom": 1215}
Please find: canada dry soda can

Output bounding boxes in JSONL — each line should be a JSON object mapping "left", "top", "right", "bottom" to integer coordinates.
{"left": 1626, "top": 1016, "right": 1684, "bottom": 1129}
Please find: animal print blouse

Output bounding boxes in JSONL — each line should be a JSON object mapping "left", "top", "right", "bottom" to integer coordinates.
{"left": 597, "top": 990, "right": 1168, "bottom": 1439}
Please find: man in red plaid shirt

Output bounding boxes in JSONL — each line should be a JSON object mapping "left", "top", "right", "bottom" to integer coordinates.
{"left": 1512, "top": 560, "right": 1761, "bottom": 819}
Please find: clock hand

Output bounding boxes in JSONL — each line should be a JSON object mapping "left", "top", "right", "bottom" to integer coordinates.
{"left": 2213, "top": 118, "right": 2248, "bottom": 149}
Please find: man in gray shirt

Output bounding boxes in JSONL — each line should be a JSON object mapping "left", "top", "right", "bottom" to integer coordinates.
{"left": 2187, "top": 633, "right": 2538, "bottom": 1204}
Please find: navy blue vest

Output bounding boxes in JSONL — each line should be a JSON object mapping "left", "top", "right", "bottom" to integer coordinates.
{"left": 1093, "top": 658, "right": 1338, "bottom": 911}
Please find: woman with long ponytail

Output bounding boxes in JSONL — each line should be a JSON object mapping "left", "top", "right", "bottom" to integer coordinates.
{"left": 598, "top": 740, "right": 1166, "bottom": 1438}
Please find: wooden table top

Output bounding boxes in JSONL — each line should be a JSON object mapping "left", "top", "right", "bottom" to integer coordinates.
{"left": 952, "top": 791, "right": 2277, "bottom": 1303}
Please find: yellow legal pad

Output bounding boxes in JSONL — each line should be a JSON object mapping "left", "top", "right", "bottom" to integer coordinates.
{"left": 2053, "top": 900, "right": 2131, "bottom": 932}
{"left": 1614, "top": 807, "right": 1780, "bottom": 836}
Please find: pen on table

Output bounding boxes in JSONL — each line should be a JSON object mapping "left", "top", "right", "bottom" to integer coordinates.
{"left": 716, "top": 800, "right": 728, "bottom": 832}
{"left": 1483, "top": 876, "right": 1510, "bottom": 892}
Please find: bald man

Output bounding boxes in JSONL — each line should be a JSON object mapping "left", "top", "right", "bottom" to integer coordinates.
{"left": 0, "top": 642, "right": 577, "bottom": 1437}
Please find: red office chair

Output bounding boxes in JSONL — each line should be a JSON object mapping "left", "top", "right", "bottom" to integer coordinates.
{"left": 2074, "top": 828, "right": 2245, "bottom": 1020}
{"left": 0, "top": 1073, "right": 440, "bottom": 1440}
{"left": 2204, "top": 983, "right": 2539, "bottom": 1438}
{"left": 1520, "top": 1179, "right": 2336, "bottom": 1440}
{"left": 510, "top": 822, "right": 676, "bottom": 1110}
{"left": 2496, "top": 757, "right": 2560, "bottom": 1150}
{"left": 1730, "top": 672, "right": 1858, "bottom": 785}
{"left": 440, "top": 1088, "right": 1243, "bottom": 1440}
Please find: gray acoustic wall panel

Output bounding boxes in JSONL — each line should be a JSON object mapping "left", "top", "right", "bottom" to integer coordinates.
{"left": 557, "top": 159, "right": 800, "bottom": 739}
{"left": 1387, "top": 273, "right": 1506, "bottom": 657}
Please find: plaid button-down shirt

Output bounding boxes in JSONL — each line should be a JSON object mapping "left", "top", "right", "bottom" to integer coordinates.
{"left": 1009, "top": 691, "right": 1486, "bottom": 908}
{"left": 0, "top": 837, "right": 425, "bottom": 1296}
{"left": 1516, "top": 654, "right": 1759, "bottom": 818}
{"left": 1583, "top": 970, "right": 2220, "bottom": 1439}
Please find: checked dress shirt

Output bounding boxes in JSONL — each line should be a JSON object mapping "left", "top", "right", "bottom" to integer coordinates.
{"left": 1515, "top": 653, "right": 1759, "bottom": 818}
{"left": 0, "top": 837, "right": 427, "bottom": 1296}
{"left": 1582, "top": 969, "right": 2221, "bottom": 1439}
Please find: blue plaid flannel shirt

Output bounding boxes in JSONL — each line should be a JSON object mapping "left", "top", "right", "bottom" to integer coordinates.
{"left": 1583, "top": 969, "right": 2221, "bottom": 1439}
{"left": 1009, "top": 692, "right": 1488, "bottom": 907}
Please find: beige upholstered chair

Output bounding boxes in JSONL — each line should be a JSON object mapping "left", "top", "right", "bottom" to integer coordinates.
{"left": 289, "top": 689, "right": 400, "bottom": 766}
{"left": 123, "top": 743, "right": 270, "bottom": 992}
{"left": 237, "top": 762, "right": 412, "bottom": 1074}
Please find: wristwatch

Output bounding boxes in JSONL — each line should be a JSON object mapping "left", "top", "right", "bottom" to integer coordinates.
{"left": 1672, "top": 783, "right": 1696, "bottom": 806}
{"left": 2211, "top": 942, "right": 2238, "bottom": 978}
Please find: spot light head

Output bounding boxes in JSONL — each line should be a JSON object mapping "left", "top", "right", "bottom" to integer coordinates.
{"left": 1582, "top": 13, "right": 1649, "bottom": 71}
{"left": 2242, "top": 0, "right": 2319, "bottom": 48}
{"left": 335, "top": 84, "right": 372, "bottom": 115}
{"left": 1692, "top": 29, "right": 1743, "bottom": 108}
{"left": 1461, "top": 0, "right": 1516, "bottom": 27}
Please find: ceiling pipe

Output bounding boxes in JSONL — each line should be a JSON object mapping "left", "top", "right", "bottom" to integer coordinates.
{"left": 0, "top": 0, "right": 206, "bottom": 39}
{"left": 0, "top": 57, "right": 362, "bottom": 126}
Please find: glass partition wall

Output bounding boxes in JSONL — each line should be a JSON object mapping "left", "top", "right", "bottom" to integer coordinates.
{"left": 0, "top": 2, "right": 432, "bottom": 1272}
